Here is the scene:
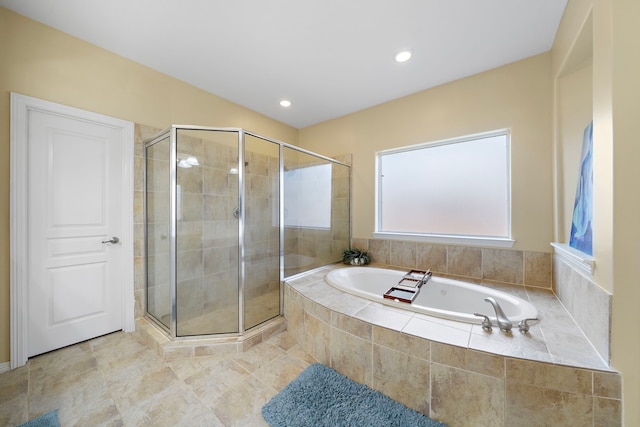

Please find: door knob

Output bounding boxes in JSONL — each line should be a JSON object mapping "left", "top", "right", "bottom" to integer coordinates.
{"left": 102, "top": 236, "right": 120, "bottom": 244}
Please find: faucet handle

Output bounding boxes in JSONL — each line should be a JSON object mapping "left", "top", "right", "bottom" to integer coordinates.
{"left": 518, "top": 318, "right": 539, "bottom": 333}
{"left": 474, "top": 313, "right": 493, "bottom": 331}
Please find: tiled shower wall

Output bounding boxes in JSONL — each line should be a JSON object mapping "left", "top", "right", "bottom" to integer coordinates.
{"left": 134, "top": 124, "right": 244, "bottom": 326}
{"left": 133, "top": 125, "right": 350, "bottom": 321}
{"left": 174, "top": 131, "right": 240, "bottom": 323}
{"left": 133, "top": 125, "right": 154, "bottom": 319}
{"left": 244, "top": 148, "right": 280, "bottom": 301}
{"left": 135, "top": 125, "right": 282, "bottom": 324}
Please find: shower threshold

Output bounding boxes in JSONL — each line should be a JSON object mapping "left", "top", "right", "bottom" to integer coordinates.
{"left": 136, "top": 316, "right": 286, "bottom": 360}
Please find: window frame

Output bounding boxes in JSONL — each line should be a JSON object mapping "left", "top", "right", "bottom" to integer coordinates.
{"left": 374, "top": 129, "right": 515, "bottom": 248}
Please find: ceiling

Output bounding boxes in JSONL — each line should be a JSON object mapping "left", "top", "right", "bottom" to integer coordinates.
{"left": 1, "top": 0, "right": 568, "bottom": 129}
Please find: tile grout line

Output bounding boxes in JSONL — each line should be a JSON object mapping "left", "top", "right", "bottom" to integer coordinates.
{"left": 503, "top": 356, "right": 507, "bottom": 425}
{"left": 91, "top": 340, "right": 126, "bottom": 425}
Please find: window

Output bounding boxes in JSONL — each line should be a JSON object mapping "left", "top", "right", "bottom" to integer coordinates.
{"left": 375, "top": 130, "right": 513, "bottom": 246}
{"left": 284, "top": 163, "right": 332, "bottom": 229}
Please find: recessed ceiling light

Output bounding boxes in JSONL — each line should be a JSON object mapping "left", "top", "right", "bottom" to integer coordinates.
{"left": 280, "top": 100, "right": 292, "bottom": 107}
{"left": 395, "top": 50, "right": 412, "bottom": 63}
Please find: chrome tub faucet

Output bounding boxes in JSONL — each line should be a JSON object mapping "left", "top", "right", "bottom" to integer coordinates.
{"left": 518, "top": 318, "right": 539, "bottom": 333}
{"left": 483, "top": 297, "right": 512, "bottom": 332}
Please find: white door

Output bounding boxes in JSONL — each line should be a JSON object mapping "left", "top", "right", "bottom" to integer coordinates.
{"left": 24, "top": 102, "right": 130, "bottom": 357}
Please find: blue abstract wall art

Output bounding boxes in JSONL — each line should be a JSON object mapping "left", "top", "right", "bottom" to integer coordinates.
{"left": 569, "top": 121, "right": 593, "bottom": 255}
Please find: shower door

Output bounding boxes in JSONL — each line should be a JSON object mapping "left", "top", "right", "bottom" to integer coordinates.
{"left": 174, "top": 128, "right": 240, "bottom": 336}
{"left": 146, "top": 133, "right": 172, "bottom": 328}
{"left": 243, "top": 133, "right": 281, "bottom": 330}
{"left": 146, "top": 128, "right": 242, "bottom": 336}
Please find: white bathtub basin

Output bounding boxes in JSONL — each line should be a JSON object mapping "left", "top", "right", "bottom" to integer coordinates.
{"left": 325, "top": 267, "right": 538, "bottom": 325}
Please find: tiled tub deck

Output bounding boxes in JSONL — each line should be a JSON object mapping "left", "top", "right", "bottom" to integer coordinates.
{"left": 284, "top": 265, "right": 622, "bottom": 427}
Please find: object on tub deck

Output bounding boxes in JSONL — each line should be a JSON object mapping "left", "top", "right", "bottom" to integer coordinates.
{"left": 383, "top": 286, "right": 419, "bottom": 303}
{"left": 404, "top": 269, "right": 432, "bottom": 285}
{"left": 383, "top": 268, "right": 431, "bottom": 303}
{"left": 396, "top": 269, "right": 431, "bottom": 289}
{"left": 395, "top": 277, "right": 422, "bottom": 291}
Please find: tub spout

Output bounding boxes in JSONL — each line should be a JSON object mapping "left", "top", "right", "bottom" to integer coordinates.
{"left": 484, "top": 297, "right": 512, "bottom": 332}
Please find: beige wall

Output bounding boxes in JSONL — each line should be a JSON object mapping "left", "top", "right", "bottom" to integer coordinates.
{"left": 299, "top": 53, "right": 554, "bottom": 253}
{"left": 609, "top": 1, "right": 640, "bottom": 425}
{"left": 556, "top": 63, "right": 593, "bottom": 242}
{"left": 552, "top": 0, "right": 640, "bottom": 424}
{"left": 0, "top": 7, "right": 298, "bottom": 363}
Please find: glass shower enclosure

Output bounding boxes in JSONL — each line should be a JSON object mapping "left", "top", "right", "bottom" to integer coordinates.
{"left": 144, "top": 126, "right": 350, "bottom": 338}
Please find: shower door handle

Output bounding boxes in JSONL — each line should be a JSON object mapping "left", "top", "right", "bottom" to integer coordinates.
{"left": 233, "top": 207, "right": 240, "bottom": 219}
{"left": 102, "top": 236, "right": 120, "bottom": 244}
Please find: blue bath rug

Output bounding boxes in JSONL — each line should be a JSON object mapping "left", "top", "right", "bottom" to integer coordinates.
{"left": 17, "top": 410, "right": 60, "bottom": 427}
{"left": 262, "top": 363, "right": 447, "bottom": 427}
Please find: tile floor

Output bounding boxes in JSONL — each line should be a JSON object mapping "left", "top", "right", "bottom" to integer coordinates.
{"left": 0, "top": 330, "right": 316, "bottom": 426}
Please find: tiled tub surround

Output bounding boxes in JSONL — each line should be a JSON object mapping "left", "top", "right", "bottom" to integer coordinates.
{"left": 284, "top": 265, "right": 622, "bottom": 426}
{"left": 355, "top": 237, "right": 612, "bottom": 365}
{"left": 355, "top": 238, "right": 555, "bottom": 289}
{"left": 553, "top": 254, "right": 612, "bottom": 364}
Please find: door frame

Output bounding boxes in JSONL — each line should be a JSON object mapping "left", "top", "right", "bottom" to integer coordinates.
{"left": 10, "top": 93, "right": 135, "bottom": 368}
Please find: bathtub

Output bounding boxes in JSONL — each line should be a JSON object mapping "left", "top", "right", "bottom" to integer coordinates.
{"left": 325, "top": 267, "right": 538, "bottom": 325}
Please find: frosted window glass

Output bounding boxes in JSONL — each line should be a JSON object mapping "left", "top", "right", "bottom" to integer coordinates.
{"left": 378, "top": 132, "right": 509, "bottom": 237}
{"left": 284, "top": 163, "right": 332, "bottom": 228}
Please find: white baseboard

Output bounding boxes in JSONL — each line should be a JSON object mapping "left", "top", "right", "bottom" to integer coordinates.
{"left": 0, "top": 361, "right": 10, "bottom": 374}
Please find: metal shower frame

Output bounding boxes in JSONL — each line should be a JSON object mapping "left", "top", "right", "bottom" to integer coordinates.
{"left": 144, "top": 124, "right": 350, "bottom": 340}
